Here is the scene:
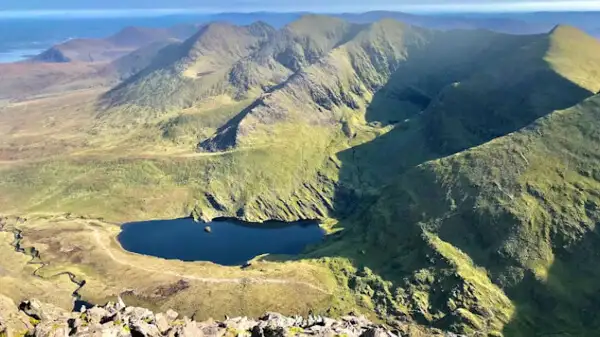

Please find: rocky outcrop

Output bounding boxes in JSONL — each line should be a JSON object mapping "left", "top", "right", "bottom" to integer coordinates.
{"left": 4, "top": 299, "right": 455, "bottom": 337}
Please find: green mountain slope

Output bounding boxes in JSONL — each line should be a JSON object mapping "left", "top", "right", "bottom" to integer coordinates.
{"left": 101, "top": 21, "right": 275, "bottom": 110}
{"left": 336, "top": 92, "right": 600, "bottom": 336}
{"left": 341, "top": 25, "right": 600, "bottom": 191}
{"left": 103, "top": 39, "right": 182, "bottom": 80}
{"left": 423, "top": 25, "right": 600, "bottom": 154}
{"left": 312, "top": 25, "right": 600, "bottom": 337}
{"left": 6, "top": 20, "right": 599, "bottom": 226}
{"left": 102, "top": 16, "right": 364, "bottom": 113}
{"left": 190, "top": 22, "right": 600, "bottom": 335}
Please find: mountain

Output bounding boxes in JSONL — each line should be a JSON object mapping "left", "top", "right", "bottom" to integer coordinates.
{"left": 102, "top": 14, "right": 556, "bottom": 115}
{"left": 340, "top": 92, "right": 600, "bottom": 336}
{"left": 106, "top": 19, "right": 600, "bottom": 335}
{"left": 102, "top": 16, "right": 370, "bottom": 111}
{"left": 200, "top": 24, "right": 599, "bottom": 155}
{"left": 3, "top": 15, "right": 600, "bottom": 337}
{"left": 100, "top": 21, "right": 278, "bottom": 110}
{"left": 102, "top": 39, "right": 182, "bottom": 80}
{"left": 316, "top": 24, "right": 600, "bottom": 336}
{"left": 32, "top": 25, "right": 199, "bottom": 63}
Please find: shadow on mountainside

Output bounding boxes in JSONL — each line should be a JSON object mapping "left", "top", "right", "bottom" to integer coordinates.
{"left": 334, "top": 39, "right": 595, "bottom": 207}
{"left": 198, "top": 75, "right": 298, "bottom": 152}
{"left": 271, "top": 36, "right": 599, "bottom": 334}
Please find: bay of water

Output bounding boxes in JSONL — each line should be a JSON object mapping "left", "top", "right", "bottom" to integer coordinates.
{"left": 0, "top": 48, "right": 45, "bottom": 63}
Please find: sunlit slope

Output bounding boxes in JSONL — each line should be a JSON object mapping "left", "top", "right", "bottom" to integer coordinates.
{"left": 103, "top": 16, "right": 365, "bottom": 112}
{"left": 102, "top": 22, "right": 275, "bottom": 110}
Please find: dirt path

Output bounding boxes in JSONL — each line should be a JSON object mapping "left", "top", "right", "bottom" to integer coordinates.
{"left": 89, "top": 224, "right": 331, "bottom": 294}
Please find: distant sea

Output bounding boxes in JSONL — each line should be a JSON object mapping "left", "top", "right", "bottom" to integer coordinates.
{"left": 0, "top": 15, "right": 209, "bottom": 63}
{"left": 0, "top": 48, "right": 45, "bottom": 63}
{"left": 0, "top": 13, "right": 301, "bottom": 63}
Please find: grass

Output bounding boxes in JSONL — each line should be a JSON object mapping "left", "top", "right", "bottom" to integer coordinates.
{"left": 340, "top": 93, "right": 600, "bottom": 336}
{"left": 0, "top": 215, "right": 343, "bottom": 320}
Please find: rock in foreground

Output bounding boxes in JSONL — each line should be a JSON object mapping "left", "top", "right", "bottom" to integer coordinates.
{"left": 4, "top": 299, "right": 427, "bottom": 337}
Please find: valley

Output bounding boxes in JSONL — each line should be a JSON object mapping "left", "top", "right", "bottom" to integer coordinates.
{"left": 1, "top": 11, "right": 600, "bottom": 337}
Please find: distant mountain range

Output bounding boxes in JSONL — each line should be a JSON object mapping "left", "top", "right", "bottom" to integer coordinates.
{"left": 3, "top": 10, "right": 596, "bottom": 64}
{"left": 32, "top": 24, "right": 200, "bottom": 63}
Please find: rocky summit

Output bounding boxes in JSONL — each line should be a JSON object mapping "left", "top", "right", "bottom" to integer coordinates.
{"left": 0, "top": 299, "right": 437, "bottom": 337}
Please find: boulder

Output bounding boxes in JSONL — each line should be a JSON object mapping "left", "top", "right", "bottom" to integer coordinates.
{"left": 117, "top": 297, "right": 126, "bottom": 311}
{"left": 130, "top": 319, "right": 162, "bottom": 337}
{"left": 360, "top": 327, "right": 395, "bottom": 337}
{"left": 223, "top": 316, "right": 255, "bottom": 331}
{"left": 154, "top": 313, "right": 171, "bottom": 334}
{"left": 258, "top": 312, "right": 296, "bottom": 328}
{"left": 173, "top": 318, "right": 204, "bottom": 337}
{"left": 19, "top": 299, "right": 68, "bottom": 322}
{"left": 251, "top": 325, "right": 286, "bottom": 337}
{"left": 199, "top": 323, "right": 225, "bottom": 337}
{"left": 85, "top": 306, "right": 110, "bottom": 325}
{"left": 33, "top": 320, "right": 69, "bottom": 337}
{"left": 124, "top": 307, "right": 153, "bottom": 323}
{"left": 165, "top": 309, "right": 179, "bottom": 322}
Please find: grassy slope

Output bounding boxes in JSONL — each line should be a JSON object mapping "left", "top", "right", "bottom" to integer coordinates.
{"left": 0, "top": 215, "right": 343, "bottom": 325}
{"left": 101, "top": 22, "right": 274, "bottom": 113}
{"left": 316, "top": 25, "right": 600, "bottom": 336}
{"left": 340, "top": 93, "right": 600, "bottom": 336}
{"left": 102, "top": 16, "right": 362, "bottom": 114}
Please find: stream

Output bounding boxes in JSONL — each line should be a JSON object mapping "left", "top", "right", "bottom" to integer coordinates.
{"left": 0, "top": 217, "right": 93, "bottom": 311}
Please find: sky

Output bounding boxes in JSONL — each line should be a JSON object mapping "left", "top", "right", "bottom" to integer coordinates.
{"left": 1, "top": 0, "right": 600, "bottom": 17}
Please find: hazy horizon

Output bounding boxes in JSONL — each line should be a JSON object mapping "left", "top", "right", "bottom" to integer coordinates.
{"left": 2, "top": 1, "right": 600, "bottom": 18}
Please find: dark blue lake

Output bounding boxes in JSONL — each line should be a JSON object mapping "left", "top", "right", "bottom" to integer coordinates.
{"left": 117, "top": 218, "right": 324, "bottom": 266}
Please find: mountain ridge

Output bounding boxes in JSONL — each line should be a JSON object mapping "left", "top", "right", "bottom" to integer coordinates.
{"left": 341, "top": 91, "right": 600, "bottom": 335}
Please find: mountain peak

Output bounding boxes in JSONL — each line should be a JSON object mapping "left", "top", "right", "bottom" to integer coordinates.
{"left": 549, "top": 24, "right": 581, "bottom": 35}
{"left": 285, "top": 14, "right": 349, "bottom": 36}
{"left": 544, "top": 23, "right": 600, "bottom": 93}
{"left": 107, "top": 26, "right": 168, "bottom": 47}
{"left": 182, "top": 22, "right": 266, "bottom": 56}
{"left": 246, "top": 21, "right": 277, "bottom": 38}
{"left": 367, "top": 18, "right": 410, "bottom": 33}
